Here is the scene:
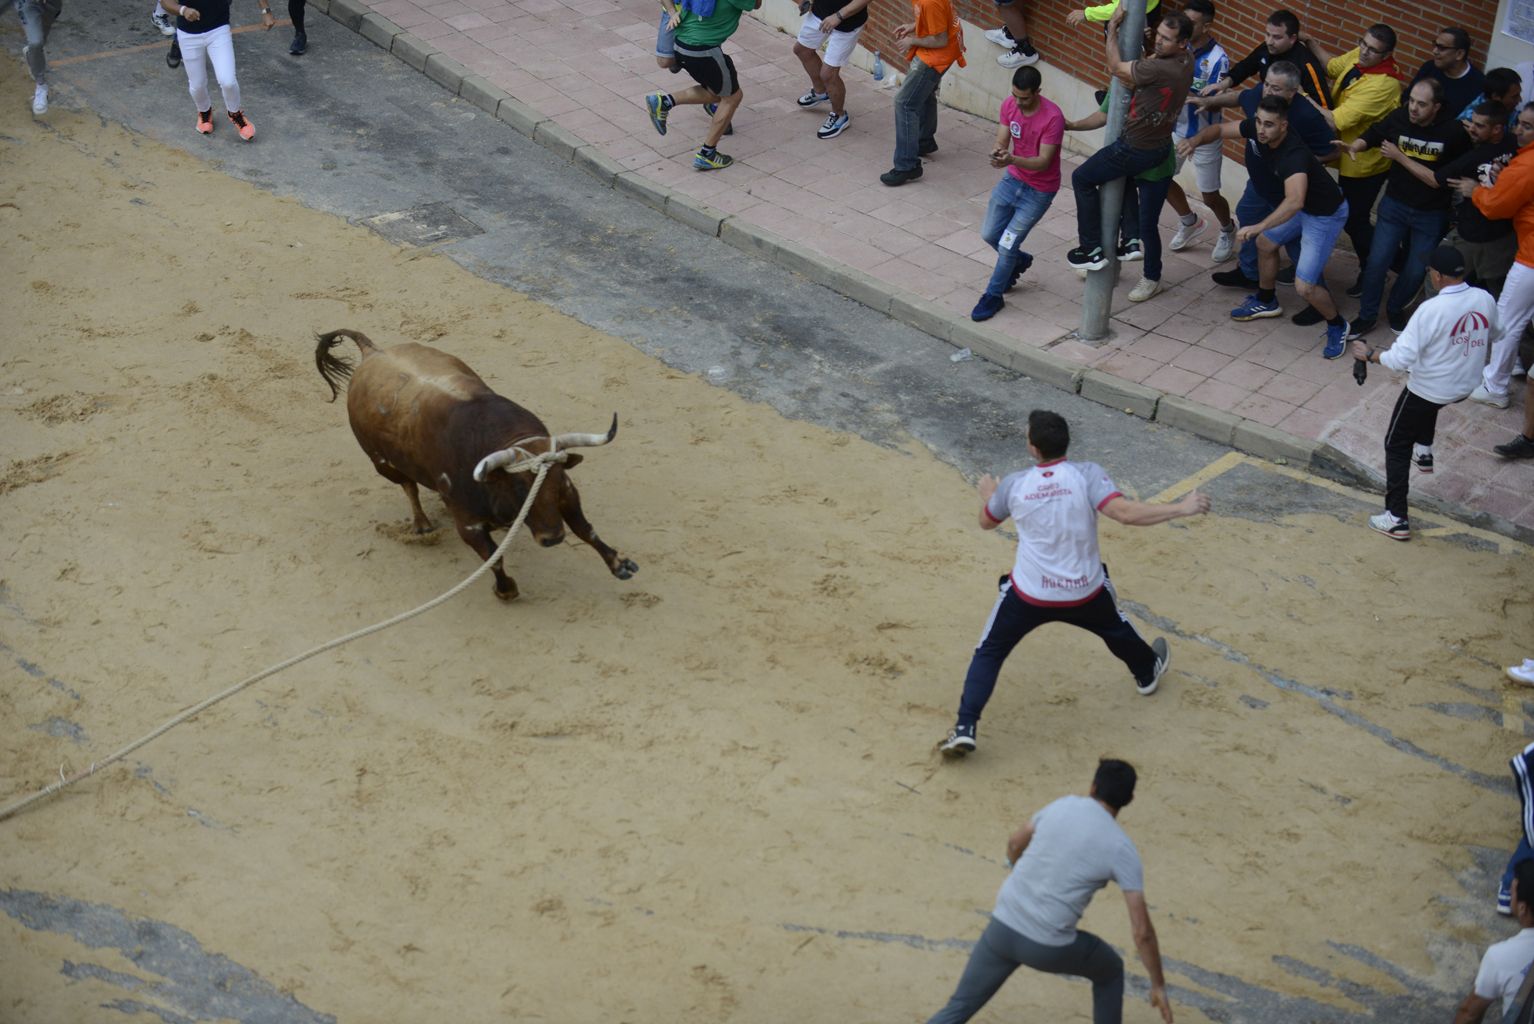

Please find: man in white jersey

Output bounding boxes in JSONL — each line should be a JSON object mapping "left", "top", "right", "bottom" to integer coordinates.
{"left": 940, "top": 409, "right": 1210, "bottom": 758}
{"left": 924, "top": 759, "right": 1175, "bottom": 1024}
{"left": 1453, "top": 860, "right": 1534, "bottom": 1023}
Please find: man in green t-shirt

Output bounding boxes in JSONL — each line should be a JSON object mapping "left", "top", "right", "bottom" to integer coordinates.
{"left": 642, "top": 0, "right": 762, "bottom": 171}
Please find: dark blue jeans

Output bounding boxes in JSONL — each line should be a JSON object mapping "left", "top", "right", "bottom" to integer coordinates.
{"left": 892, "top": 57, "right": 945, "bottom": 172}
{"left": 1236, "top": 181, "right": 1302, "bottom": 280}
{"left": 1502, "top": 743, "right": 1534, "bottom": 899}
{"left": 1357, "top": 195, "right": 1450, "bottom": 322}
{"left": 1122, "top": 176, "right": 1172, "bottom": 282}
{"left": 1072, "top": 139, "right": 1170, "bottom": 253}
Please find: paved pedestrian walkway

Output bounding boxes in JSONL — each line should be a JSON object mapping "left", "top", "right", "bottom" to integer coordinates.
{"left": 333, "top": 0, "right": 1534, "bottom": 535}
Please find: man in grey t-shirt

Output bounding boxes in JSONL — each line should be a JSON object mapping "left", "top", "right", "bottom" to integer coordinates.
{"left": 924, "top": 759, "right": 1174, "bottom": 1024}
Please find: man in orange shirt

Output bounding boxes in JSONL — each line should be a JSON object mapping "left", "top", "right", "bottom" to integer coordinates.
{"left": 881, "top": 0, "right": 965, "bottom": 186}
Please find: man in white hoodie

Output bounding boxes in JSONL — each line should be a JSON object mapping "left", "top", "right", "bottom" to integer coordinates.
{"left": 1350, "top": 245, "right": 1498, "bottom": 541}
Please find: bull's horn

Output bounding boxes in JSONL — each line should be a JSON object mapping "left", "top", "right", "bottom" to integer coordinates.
{"left": 551, "top": 414, "right": 618, "bottom": 450}
{"left": 473, "top": 446, "right": 537, "bottom": 482}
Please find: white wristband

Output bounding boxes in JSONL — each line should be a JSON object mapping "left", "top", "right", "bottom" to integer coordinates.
{"left": 178, "top": 5, "right": 186, "bottom": 14}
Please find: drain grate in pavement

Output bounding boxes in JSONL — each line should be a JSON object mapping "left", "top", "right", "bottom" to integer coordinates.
{"left": 359, "top": 202, "right": 484, "bottom": 246}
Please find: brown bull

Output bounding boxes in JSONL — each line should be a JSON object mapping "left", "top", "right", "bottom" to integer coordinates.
{"left": 315, "top": 329, "right": 637, "bottom": 601}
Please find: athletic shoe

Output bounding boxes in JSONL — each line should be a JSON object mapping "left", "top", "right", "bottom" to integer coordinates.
{"left": 1067, "top": 246, "right": 1108, "bottom": 271}
{"left": 1345, "top": 275, "right": 1364, "bottom": 299}
{"left": 983, "top": 26, "right": 1013, "bottom": 47}
{"left": 1387, "top": 307, "right": 1408, "bottom": 334}
{"left": 1291, "top": 305, "right": 1323, "bottom": 326}
{"left": 1414, "top": 451, "right": 1434, "bottom": 474}
{"left": 1168, "top": 217, "right": 1206, "bottom": 252}
{"left": 1139, "top": 637, "right": 1169, "bottom": 696}
{"left": 1230, "top": 294, "right": 1280, "bottom": 321}
{"left": 1470, "top": 384, "right": 1511, "bottom": 409}
{"left": 940, "top": 723, "right": 976, "bottom": 758}
{"left": 796, "top": 90, "right": 830, "bottom": 107}
{"left": 1212, "top": 268, "right": 1258, "bottom": 289}
{"left": 1128, "top": 277, "right": 1162, "bottom": 302}
{"left": 1348, "top": 317, "right": 1376, "bottom": 339}
{"left": 1211, "top": 225, "right": 1236, "bottom": 263}
{"left": 1006, "top": 252, "right": 1034, "bottom": 292}
{"left": 1276, "top": 265, "right": 1296, "bottom": 287}
{"left": 1368, "top": 510, "right": 1410, "bottom": 541}
{"left": 880, "top": 165, "right": 922, "bottom": 186}
{"left": 703, "top": 101, "right": 732, "bottom": 135}
{"left": 693, "top": 147, "right": 732, "bottom": 171}
{"left": 816, "top": 111, "right": 849, "bottom": 139}
{"left": 971, "top": 292, "right": 1004, "bottom": 321}
{"left": 290, "top": 29, "right": 307, "bottom": 55}
{"left": 152, "top": 7, "right": 175, "bottom": 35}
{"left": 31, "top": 83, "right": 47, "bottom": 116}
{"left": 228, "top": 109, "right": 255, "bottom": 141}
{"left": 1117, "top": 238, "right": 1143, "bottom": 262}
{"left": 196, "top": 107, "right": 214, "bottom": 134}
{"left": 918, "top": 140, "right": 938, "bottom": 156}
{"left": 1509, "top": 663, "right": 1534, "bottom": 686}
{"left": 645, "top": 91, "right": 670, "bottom": 136}
{"left": 1499, "top": 885, "right": 1515, "bottom": 915}
{"left": 1323, "top": 320, "right": 1349, "bottom": 360}
{"left": 1495, "top": 434, "right": 1534, "bottom": 459}
{"left": 166, "top": 43, "right": 182, "bottom": 68}
{"left": 997, "top": 40, "right": 1039, "bottom": 69}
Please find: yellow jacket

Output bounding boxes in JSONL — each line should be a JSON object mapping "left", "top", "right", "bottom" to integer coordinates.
{"left": 1084, "top": 0, "right": 1158, "bottom": 22}
{"left": 1328, "top": 49, "right": 1402, "bottom": 179}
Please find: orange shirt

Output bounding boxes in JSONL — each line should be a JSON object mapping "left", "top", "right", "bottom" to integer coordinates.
{"left": 1472, "top": 139, "right": 1534, "bottom": 269}
{"left": 907, "top": 0, "right": 964, "bottom": 74}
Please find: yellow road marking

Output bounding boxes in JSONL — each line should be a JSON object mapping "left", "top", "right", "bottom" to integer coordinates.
{"left": 1149, "top": 450, "right": 1246, "bottom": 503}
{"left": 53, "top": 22, "right": 290, "bottom": 67}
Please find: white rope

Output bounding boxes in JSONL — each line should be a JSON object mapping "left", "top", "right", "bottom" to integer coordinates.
{"left": 0, "top": 456, "right": 559, "bottom": 824}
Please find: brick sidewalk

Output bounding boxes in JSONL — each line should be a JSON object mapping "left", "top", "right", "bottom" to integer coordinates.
{"left": 347, "top": 0, "right": 1534, "bottom": 532}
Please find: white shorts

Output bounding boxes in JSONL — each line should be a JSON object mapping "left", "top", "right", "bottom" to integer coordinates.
{"left": 1173, "top": 135, "right": 1223, "bottom": 193}
{"left": 796, "top": 13, "right": 863, "bottom": 67}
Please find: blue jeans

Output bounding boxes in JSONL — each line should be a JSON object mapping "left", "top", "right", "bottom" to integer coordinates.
{"left": 1122, "top": 176, "right": 1172, "bottom": 282}
{"left": 927, "top": 917, "right": 1125, "bottom": 1024}
{"left": 980, "top": 175, "right": 1056, "bottom": 297}
{"left": 1072, "top": 139, "right": 1169, "bottom": 253}
{"left": 1357, "top": 195, "right": 1450, "bottom": 322}
{"left": 1261, "top": 199, "right": 1349, "bottom": 287}
{"left": 892, "top": 58, "right": 945, "bottom": 172}
{"left": 16, "top": 0, "right": 62, "bottom": 83}
{"left": 1236, "top": 182, "right": 1301, "bottom": 280}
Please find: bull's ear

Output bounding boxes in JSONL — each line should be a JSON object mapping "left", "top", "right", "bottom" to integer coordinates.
{"left": 563, "top": 453, "right": 584, "bottom": 469}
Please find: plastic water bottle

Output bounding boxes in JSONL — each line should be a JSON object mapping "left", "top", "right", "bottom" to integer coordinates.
{"left": 872, "top": 51, "right": 884, "bottom": 81}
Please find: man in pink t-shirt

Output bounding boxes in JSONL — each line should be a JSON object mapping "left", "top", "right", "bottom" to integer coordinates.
{"left": 971, "top": 66, "right": 1066, "bottom": 322}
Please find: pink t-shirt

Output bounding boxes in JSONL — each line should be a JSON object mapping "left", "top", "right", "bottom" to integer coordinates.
{"left": 1000, "top": 95, "right": 1065, "bottom": 193}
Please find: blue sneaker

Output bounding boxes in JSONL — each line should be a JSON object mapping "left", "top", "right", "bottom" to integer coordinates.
{"left": 645, "top": 92, "right": 671, "bottom": 136}
{"left": 1006, "top": 252, "right": 1034, "bottom": 292}
{"left": 1230, "top": 294, "right": 1281, "bottom": 321}
{"left": 703, "top": 101, "right": 733, "bottom": 135}
{"left": 971, "top": 292, "right": 1004, "bottom": 321}
{"left": 1323, "top": 319, "right": 1350, "bottom": 360}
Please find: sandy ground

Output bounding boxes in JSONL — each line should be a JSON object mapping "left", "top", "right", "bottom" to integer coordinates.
{"left": 4, "top": 53, "right": 1534, "bottom": 1024}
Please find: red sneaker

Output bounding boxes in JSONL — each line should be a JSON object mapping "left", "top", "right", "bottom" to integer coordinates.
{"left": 228, "top": 110, "right": 255, "bottom": 142}
{"left": 196, "top": 108, "right": 214, "bottom": 135}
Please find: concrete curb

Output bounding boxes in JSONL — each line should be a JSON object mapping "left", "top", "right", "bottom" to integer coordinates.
{"left": 322, "top": 11, "right": 1531, "bottom": 546}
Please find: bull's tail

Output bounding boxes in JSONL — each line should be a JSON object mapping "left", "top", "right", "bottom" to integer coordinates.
{"left": 314, "top": 329, "right": 378, "bottom": 402}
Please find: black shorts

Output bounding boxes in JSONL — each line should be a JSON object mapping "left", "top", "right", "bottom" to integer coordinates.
{"left": 674, "top": 43, "right": 739, "bottom": 98}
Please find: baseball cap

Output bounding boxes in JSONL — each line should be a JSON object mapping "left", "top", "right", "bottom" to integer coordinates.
{"left": 1428, "top": 245, "right": 1467, "bottom": 277}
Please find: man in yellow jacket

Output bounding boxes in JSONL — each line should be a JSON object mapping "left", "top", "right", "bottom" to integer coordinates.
{"left": 1454, "top": 103, "right": 1534, "bottom": 409}
{"left": 1305, "top": 26, "right": 1404, "bottom": 297}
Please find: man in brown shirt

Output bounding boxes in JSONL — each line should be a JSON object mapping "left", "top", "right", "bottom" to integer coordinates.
{"left": 1067, "top": 7, "right": 1194, "bottom": 270}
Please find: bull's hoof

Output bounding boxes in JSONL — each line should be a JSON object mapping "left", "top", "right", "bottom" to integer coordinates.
{"left": 494, "top": 582, "right": 520, "bottom": 602}
{"left": 612, "top": 558, "right": 639, "bottom": 580}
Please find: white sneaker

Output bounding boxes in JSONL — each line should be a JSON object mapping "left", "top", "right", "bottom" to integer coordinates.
{"left": 1139, "top": 638, "right": 1169, "bottom": 696}
{"left": 1168, "top": 217, "right": 1206, "bottom": 252}
{"left": 1368, "top": 511, "right": 1410, "bottom": 541}
{"left": 1128, "top": 277, "right": 1162, "bottom": 302}
{"left": 984, "top": 27, "right": 1012, "bottom": 47}
{"left": 997, "top": 44, "right": 1038, "bottom": 69}
{"left": 31, "top": 83, "right": 48, "bottom": 116}
{"left": 1470, "top": 384, "right": 1511, "bottom": 409}
{"left": 1509, "top": 663, "right": 1534, "bottom": 686}
{"left": 1211, "top": 225, "right": 1236, "bottom": 263}
{"left": 151, "top": 7, "right": 176, "bottom": 34}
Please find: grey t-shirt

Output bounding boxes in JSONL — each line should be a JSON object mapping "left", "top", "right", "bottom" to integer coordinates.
{"left": 993, "top": 795, "right": 1144, "bottom": 945}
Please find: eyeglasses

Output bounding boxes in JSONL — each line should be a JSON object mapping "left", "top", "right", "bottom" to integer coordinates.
{"left": 1358, "top": 38, "right": 1388, "bottom": 55}
{"left": 1432, "top": 41, "right": 1462, "bottom": 52}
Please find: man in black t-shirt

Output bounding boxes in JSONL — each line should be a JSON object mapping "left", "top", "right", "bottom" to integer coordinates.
{"left": 791, "top": 0, "right": 871, "bottom": 140}
{"left": 1214, "top": 96, "right": 1351, "bottom": 358}
{"left": 1429, "top": 103, "right": 1518, "bottom": 294}
{"left": 1205, "top": 9, "right": 1329, "bottom": 110}
{"left": 1409, "top": 27, "right": 1483, "bottom": 125}
{"left": 1346, "top": 77, "right": 1472, "bottom": 335}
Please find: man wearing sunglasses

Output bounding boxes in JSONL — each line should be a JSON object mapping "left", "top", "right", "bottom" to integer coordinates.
{"left": 1411, "top": 27, "right": 1484, "bottom": 126}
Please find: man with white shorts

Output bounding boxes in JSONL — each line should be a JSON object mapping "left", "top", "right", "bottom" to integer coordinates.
{"left": 1166, "top": 0, "right": 1236, "bottom": 261}
{"left": 792, "top": 0, "right": 870, "bottom": 139}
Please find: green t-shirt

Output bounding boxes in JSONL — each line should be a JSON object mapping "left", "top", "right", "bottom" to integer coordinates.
{"left": 1097, "top": 97, "right": 1176, "bottom": 181}
{"left": 675, "top": 0, "right": 757, "bottom": 48}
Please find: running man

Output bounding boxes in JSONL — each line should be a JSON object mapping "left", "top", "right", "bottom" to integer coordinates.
{"left": 643, "top": 0, "right": 761, "bottom": 171}
{"left": 17, "top": 0, "right": 63, "bottom": 115}
{"left": 938, "top": 409, "right": 1209, "bottom": 759}
{"left": 923, "top": 759, "right": 1175, "bottom": 1024}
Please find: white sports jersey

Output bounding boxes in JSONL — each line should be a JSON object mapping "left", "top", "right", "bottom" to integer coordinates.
{"left": 985, "top": 459, "right": 1122, "bottom": 605}
{"left": 1176, "top": 37, "right": 1229, "bottom": 139}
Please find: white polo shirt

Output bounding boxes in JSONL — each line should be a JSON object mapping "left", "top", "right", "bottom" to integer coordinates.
{"left": 1475, "top": 927, "right": 1534, "bottom": 1016}
{"left": 985, "top": 459, "right": 1122, "bottom": 606}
